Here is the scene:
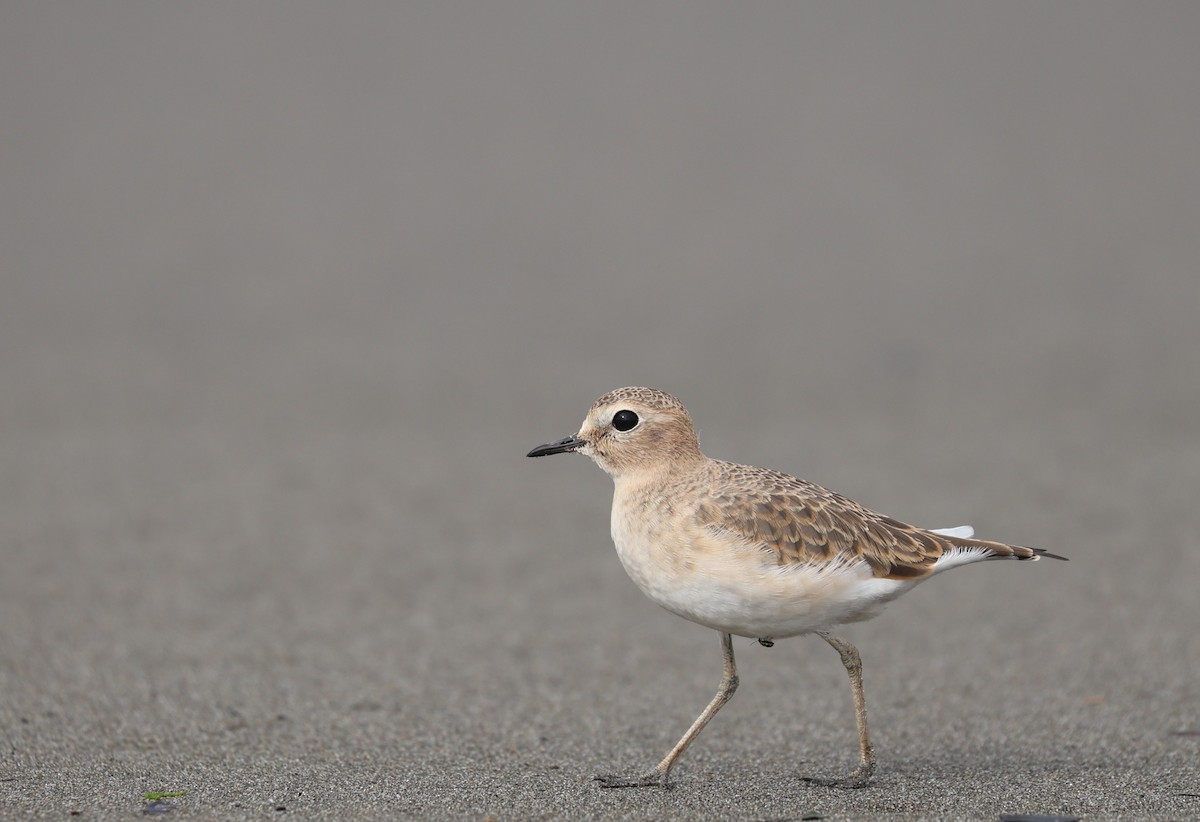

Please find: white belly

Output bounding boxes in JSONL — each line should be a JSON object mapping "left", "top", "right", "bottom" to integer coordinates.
{"left": 610, "top": 501, "right": 915, "bottom": 638}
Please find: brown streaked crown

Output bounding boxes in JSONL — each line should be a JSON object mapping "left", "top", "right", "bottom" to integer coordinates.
{"left": 590, "top": 386, "right": 687, "bottom": 413}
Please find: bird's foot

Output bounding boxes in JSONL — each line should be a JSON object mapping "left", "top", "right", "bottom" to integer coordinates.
{"left": 594, "top": 768, "right": 671, "bottom": 789}
{"left": 801, "top": 764, "right": 875, "bottom": 789}
{"left": 757, "top": 637, "right": 775, "bottom": 647}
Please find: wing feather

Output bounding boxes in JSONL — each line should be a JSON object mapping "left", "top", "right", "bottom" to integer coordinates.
{"left": 691, "top": 461, "right": 1030, "bottom": 579}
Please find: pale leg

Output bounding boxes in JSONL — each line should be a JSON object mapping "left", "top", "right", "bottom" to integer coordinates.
{"left": 596, "top": 632, "right": 739, "bottom": 789}
{"left": 803, "top": 630, "right": 876, "bottom": 788}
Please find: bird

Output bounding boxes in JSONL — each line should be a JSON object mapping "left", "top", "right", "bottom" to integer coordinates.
{"left": 527, "top": 386, "right": 1065, "bottom": 789}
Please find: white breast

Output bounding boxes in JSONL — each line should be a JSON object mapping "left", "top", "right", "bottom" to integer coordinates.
{"left": 609, "top": 489, "right": 916, "bottom": 638}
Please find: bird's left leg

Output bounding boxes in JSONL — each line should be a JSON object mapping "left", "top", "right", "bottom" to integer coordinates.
{"left": 802, "top": 630, "right": 876, "bottom": 789}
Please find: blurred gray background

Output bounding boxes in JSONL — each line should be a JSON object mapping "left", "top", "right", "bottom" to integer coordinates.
{"left": 2, "top": 3, "right": 1198, "bottom": 819}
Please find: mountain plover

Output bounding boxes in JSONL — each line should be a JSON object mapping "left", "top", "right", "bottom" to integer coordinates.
{"left": 528, "top": 386, "right": 1064, "bottom": 789}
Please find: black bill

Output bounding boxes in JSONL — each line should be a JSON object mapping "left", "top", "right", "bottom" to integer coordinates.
{"left": 527, "top": 435, "right": 586, "bottom": 458}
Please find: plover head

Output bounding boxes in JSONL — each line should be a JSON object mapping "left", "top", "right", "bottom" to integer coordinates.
{"left": 527, "top": 386, "right": 703, "bottom": 478}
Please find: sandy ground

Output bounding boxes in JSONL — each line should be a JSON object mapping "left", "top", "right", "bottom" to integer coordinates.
{"left": 2, "top": 3, "right": 1198, "bottom": 819}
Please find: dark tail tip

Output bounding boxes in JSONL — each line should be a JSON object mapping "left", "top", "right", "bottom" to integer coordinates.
{"left": 1030, "top": 547, "right": 1069, "bottom": 561}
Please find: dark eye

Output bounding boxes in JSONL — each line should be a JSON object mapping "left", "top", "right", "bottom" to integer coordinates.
{"left": 612, "top": 409, "right": 639, "bottom": 432}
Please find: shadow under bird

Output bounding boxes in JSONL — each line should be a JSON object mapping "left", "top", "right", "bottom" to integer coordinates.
{"left": 528, "top": 386, "right": 1065, "bottom": 789}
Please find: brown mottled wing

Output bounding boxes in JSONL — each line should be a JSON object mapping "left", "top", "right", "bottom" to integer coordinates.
{"left": 693, "top": 462, "right": 951, "bottom": 579}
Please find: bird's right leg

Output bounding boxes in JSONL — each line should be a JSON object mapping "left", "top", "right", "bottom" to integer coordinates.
{"left": 596, "top": 631, "right": 739, "bottom": 789}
